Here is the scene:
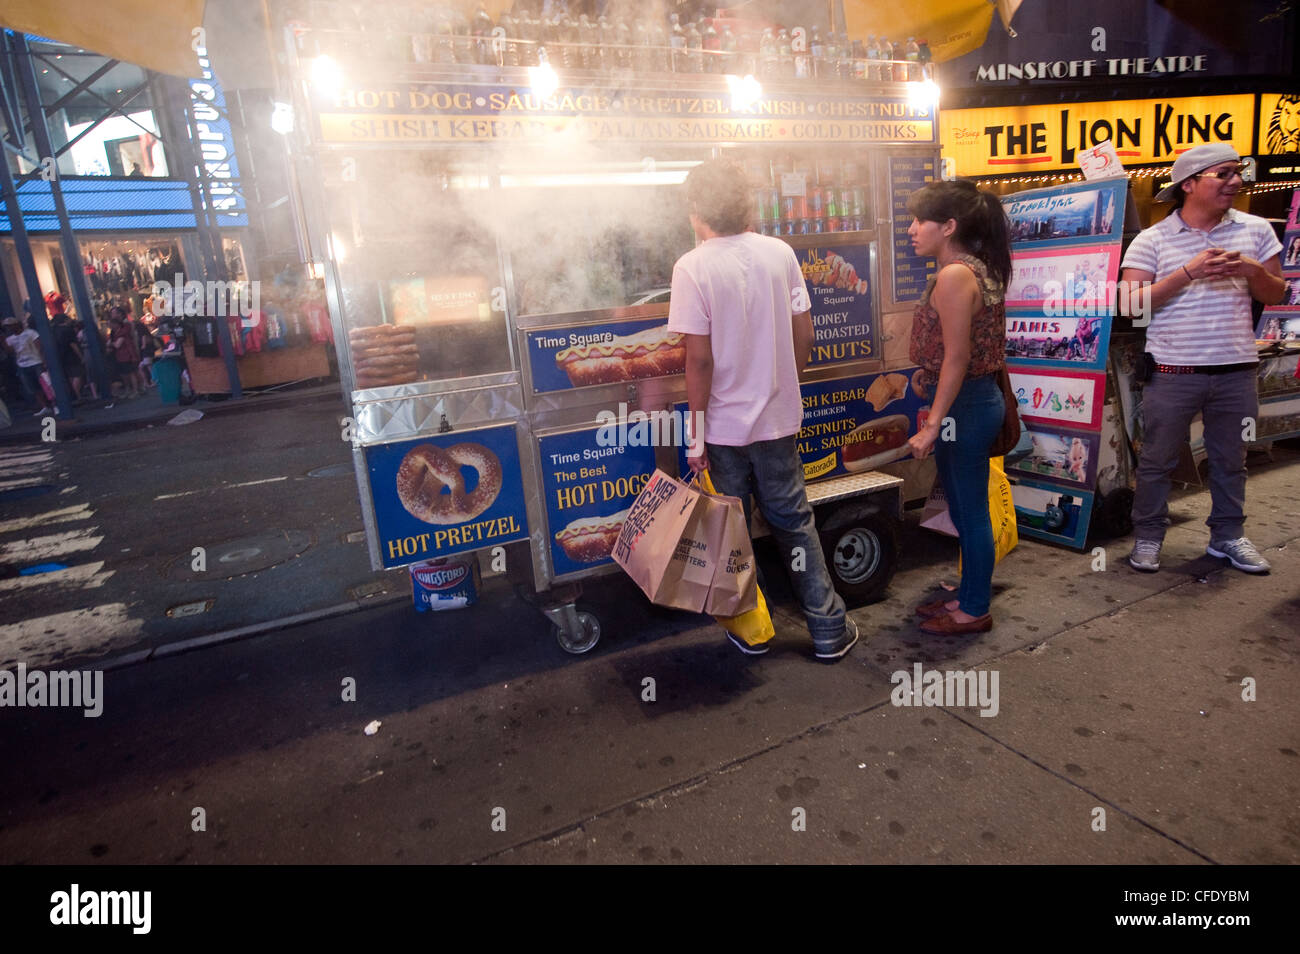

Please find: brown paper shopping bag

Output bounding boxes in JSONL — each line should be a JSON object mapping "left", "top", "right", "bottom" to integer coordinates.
{"left": 697, "top": 469, "right": 770, "bottom": 643}
{"left": 699, "top": 481, "right": 759, "bottom": 618}
{"left": 613, "top": 469, "right": 722, "bottom": 613}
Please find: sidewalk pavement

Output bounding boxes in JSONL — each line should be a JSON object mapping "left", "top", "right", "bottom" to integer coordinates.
{"left": 0, "top": 380, "right": 344, "bottom": 446}
{"left": 0, "top": 445, "right": 1295, "bottom": 864}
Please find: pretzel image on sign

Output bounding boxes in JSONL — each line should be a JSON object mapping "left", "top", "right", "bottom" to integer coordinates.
{"left": 396, "top": 442, "right": 504, "bottom": 524}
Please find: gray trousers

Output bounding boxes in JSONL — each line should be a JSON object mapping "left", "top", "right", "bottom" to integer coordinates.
{"left": 1131, "top": 368, "right": 1258, "bottom": 542}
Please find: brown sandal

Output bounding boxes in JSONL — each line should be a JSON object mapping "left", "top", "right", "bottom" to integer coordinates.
{"left": 915, "top": 597, "right": 957, "bottom": 618}
{"left": 919, "top": 612, "right": 993, "bottom": 636}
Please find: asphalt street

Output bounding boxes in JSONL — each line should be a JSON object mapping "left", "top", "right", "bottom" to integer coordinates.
{"left": 0, "top": 407, "right": 1296, "bottom": 864}
{"left": 0, "top": 394, "right": 405, "bottom": 670}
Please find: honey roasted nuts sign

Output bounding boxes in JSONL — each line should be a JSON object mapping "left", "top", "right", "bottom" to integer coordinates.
{"left": 941, "top": 94, "right": 1255, "bottom": 176}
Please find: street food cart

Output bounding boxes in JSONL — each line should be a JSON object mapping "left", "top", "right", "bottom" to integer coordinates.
{"left": 277, "top": 7, "right": 942, "bottom": 651}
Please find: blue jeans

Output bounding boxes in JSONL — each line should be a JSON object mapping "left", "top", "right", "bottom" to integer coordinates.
{"left": 16, "top": 363, "right": 47, "bottom": 409}
{"left": 933, "top": 374, "right": 1005, "bottom": 617}
{"left": 706, "top": 435, "right": 848, "bottom": 648}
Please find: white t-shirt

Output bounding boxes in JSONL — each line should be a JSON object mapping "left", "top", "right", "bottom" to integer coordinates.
{"left": 667, "top": 232, "right": 810, "bottom": 446}
{"left": 6, "top": 329, "right": 43, "bottom": 368}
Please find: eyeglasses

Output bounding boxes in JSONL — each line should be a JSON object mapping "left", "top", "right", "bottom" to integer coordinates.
{"left": 1193, "top": 164, "right": 1247, "bottom": 181}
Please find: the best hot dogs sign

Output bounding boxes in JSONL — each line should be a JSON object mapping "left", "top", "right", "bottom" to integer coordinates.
{"left": 538, "top": 427, "right": 658, "bottom": 579}
{"left": 364, "top": 425, "right": 530, "bottom": 567}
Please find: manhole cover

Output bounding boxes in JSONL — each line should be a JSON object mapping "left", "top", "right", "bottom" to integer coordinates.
{"left": 161, "top": 529, "right": 315, "bottom": 580}
{"left": 0, "top": 485, "right": 56, "bottom": 502}
{"left": 167, "top": 599, "right": 215, "bottom": 618}
{"left": 308, "top": 463, "right": 353, "bottom": 478}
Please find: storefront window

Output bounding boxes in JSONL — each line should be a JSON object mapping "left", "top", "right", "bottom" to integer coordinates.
{"left": 17, "top": 46, "right": 171, "bottom": 179}
{"left": 64, "top": 111, "right": 169, "bottom": 178}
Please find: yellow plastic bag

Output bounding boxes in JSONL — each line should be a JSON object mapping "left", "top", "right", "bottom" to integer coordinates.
{"left": 989, "top": 457, "right": 1019, "bottom": 565}
{"left": 697, "top": 470, "right": 776, "bottom": 647}
{"left": 957, "top": 456, "right": 1019, "bottom": 573}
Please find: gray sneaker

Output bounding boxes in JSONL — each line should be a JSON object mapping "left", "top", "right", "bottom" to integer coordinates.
{"left": 814, "top": 616, "right": 860, "bottom": 662}
{"left": 1207, "top": 537, "right": 1271, "bottom": 574}
{"left": 1128, "top": 539, "right": 1162, "bottom": 572}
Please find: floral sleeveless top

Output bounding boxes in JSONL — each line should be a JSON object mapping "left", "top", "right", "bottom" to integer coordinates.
{"left": 909, "top": 253, "right": 1006, "bottom": 395}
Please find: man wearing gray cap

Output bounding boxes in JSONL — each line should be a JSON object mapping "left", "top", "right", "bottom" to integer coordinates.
{"left": 1120, "top": 143, "right": 1285, "bottom": 574}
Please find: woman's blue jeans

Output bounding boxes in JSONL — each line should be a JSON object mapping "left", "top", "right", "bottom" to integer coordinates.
{"left": 933, "top": 373, "right": 1005, "bottom": 617}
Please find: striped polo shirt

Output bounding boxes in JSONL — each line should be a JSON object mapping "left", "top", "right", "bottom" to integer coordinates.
{"left": 1121, "top": 208, "right": 1282, "bottom": 365}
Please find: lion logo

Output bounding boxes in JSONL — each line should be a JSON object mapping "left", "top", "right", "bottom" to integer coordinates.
{"left": 1266, "top": 94, "right": 1300, "bottom": 155}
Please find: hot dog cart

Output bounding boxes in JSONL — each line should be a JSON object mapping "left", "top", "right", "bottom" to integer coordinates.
{"left": 277, "top": 7, "right": 941, "bottom": 652}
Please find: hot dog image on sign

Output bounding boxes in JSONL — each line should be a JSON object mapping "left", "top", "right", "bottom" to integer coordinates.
{"left": 526, "top": 318, "right": 686, "bottom": 394}
{"left": 365, "top": 425, "right": 530, "bottom": 567}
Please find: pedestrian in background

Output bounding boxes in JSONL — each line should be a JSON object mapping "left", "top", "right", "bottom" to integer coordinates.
{"left": 905, "top": 180, "right": 1013, "bottom": 636}
{"left": 1120, "top": 143, "right": 1285, "bottom": 574}
{"left": 3, "top": 316, "right": 55, "bottom": 416}
{"left": 107, "top": 310, "right": 144, "bottom": 399}
{"left": 668, "top": 158, "right": 859, "bottom": 661}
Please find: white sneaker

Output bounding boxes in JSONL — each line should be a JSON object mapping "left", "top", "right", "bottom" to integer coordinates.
{"left": 1207, "top": 538, "right": 1271, "bottom": 574}
{"left": 1128, "top": 539, "right": 1162, "bottom": 572}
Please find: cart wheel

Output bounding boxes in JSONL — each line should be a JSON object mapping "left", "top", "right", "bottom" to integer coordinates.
{"left": 1091, "top": 488, "right": 1134, "bottom": 539}
{"left": 553, "top": 608, "right": 601, "bottom": 655}
{"left": 819, "top": 513, "right": 898, "bottom": 606}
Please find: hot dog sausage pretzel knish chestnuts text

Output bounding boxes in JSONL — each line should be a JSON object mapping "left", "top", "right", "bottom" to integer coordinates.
{"left": 349, "top": 324, "right": 421, "bottom": 388}
{"left": 396, "top": 443, "right": 504, "bottom": 524}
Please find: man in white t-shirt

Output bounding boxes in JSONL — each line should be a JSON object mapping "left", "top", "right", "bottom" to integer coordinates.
{"left": 668, "top": 159, "right": 857, "bottom": 661}
{"left": 1120, "top": 143, "right": 1285, "bottom": 574}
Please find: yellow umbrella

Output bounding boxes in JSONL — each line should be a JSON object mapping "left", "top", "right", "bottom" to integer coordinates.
{"left": 842, "top": 0, "right": 1022, "bottom": 62}
{"left": 1, "top": 0, "right": 1024, "bottom": 79}
{"left": 0, "top": 0, "right": 207, "bottom": 77}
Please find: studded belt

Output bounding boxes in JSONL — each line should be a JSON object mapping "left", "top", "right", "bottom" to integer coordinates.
{"left": 1155, "top": 362, "right": 1258, "bottom": 375}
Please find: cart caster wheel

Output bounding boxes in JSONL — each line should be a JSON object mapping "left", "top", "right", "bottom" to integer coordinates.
{"left": 553, "top": 609, "right": 601, "bottom": 654}
{"left": 819, "top": 513, "right": 898, "bottom": 607}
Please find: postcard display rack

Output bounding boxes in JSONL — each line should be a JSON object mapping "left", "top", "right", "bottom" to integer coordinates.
{"left": 281, "top": 11, "right": 941, "bottom": 651}
{"left": 998, "top": 178, "right": 1135, "bottom": 550}
{"left": 1253, "top": 188, "right": 1300, "bottom": 442}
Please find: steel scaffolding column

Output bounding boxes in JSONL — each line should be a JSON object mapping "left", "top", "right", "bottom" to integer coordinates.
{"left": 0, "top": 165, "right": 68, "bottom": 417}
{"left": 9, "top": 34, "right": 111, "bottom": 405}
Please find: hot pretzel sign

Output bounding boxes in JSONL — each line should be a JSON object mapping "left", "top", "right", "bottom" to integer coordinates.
{"left": 364, "top": 425, "right": 530, "bottom": 567}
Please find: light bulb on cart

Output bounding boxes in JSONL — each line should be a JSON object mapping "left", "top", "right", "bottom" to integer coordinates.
{"left": 528, "top": 49, "right": 559, "bottom": 100}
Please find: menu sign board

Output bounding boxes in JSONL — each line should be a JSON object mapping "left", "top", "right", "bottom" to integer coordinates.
{"left": 889, "top": 156, "right": 937, "bottom": 304}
